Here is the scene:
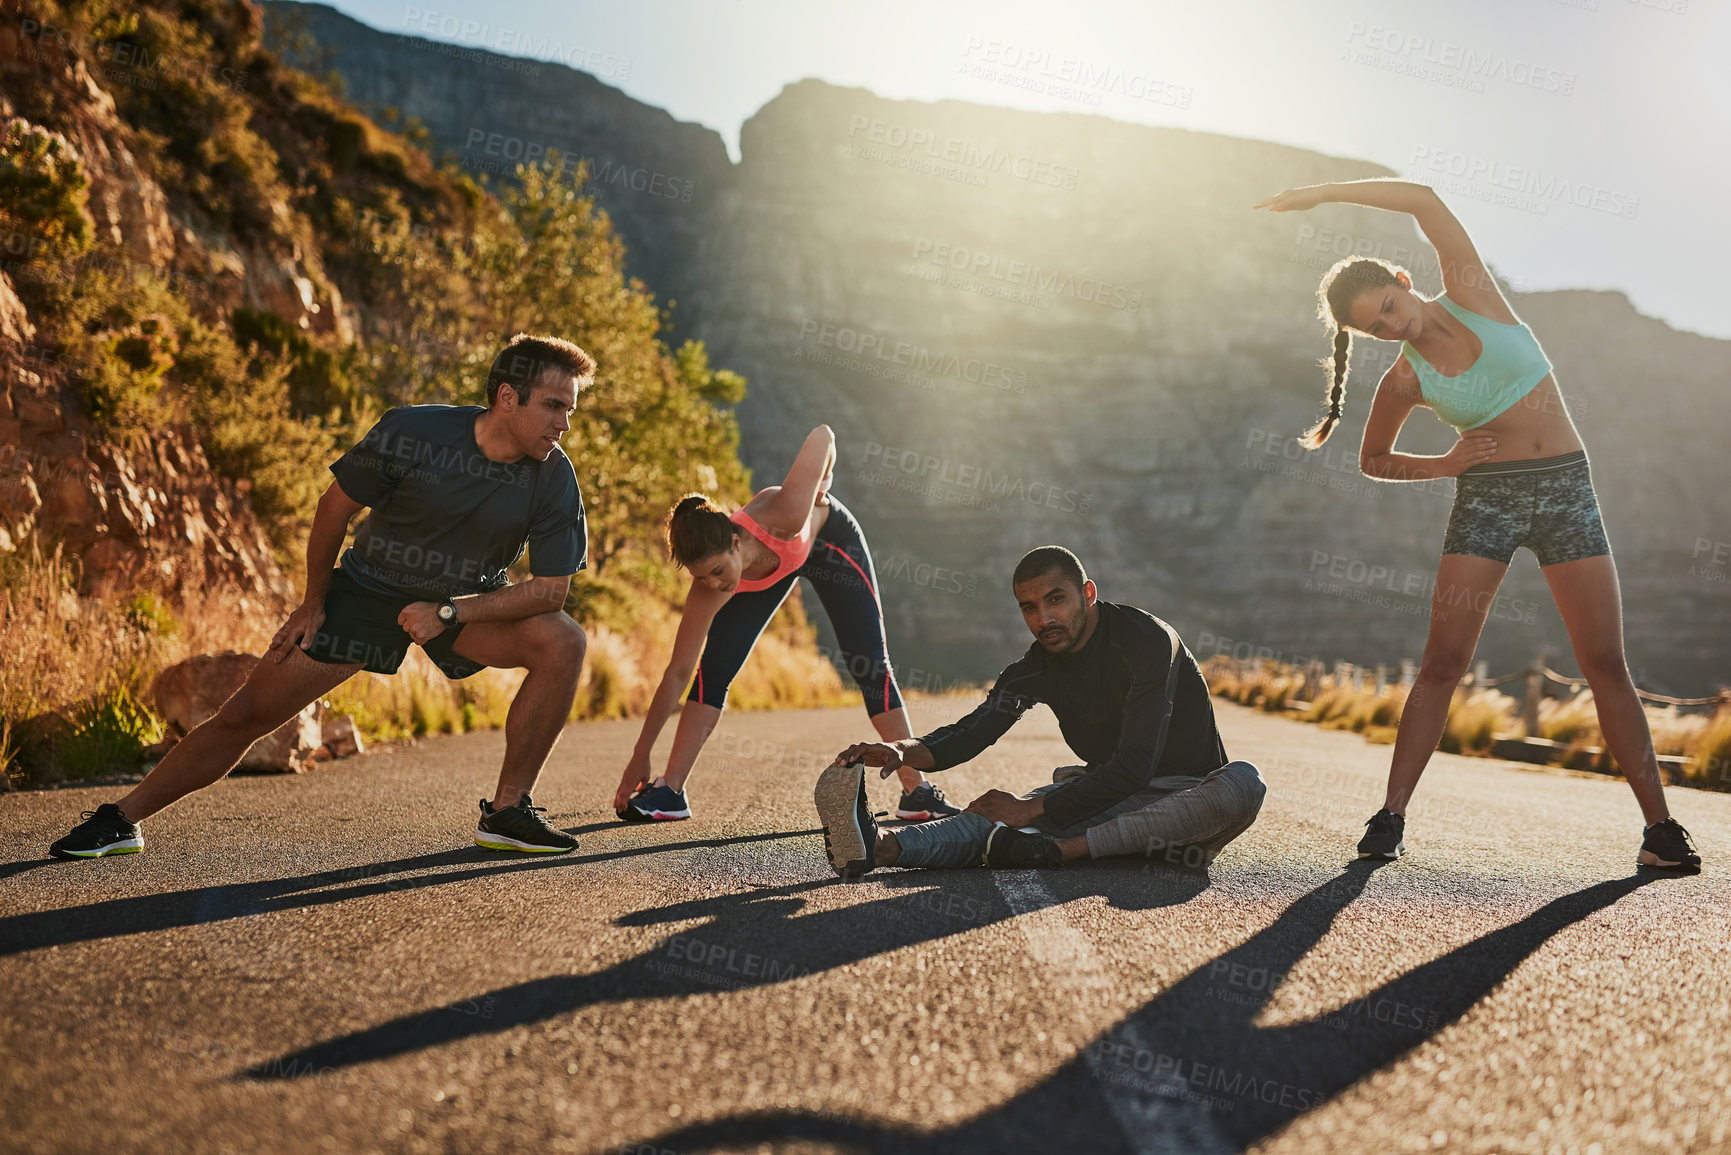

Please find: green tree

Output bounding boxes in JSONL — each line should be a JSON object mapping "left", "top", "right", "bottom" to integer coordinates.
{"left": 487, "top": 157, "right": 751, "bottom": 573}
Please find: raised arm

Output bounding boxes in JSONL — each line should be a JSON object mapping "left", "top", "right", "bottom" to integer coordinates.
{"left": 1254, "top": 179, "right": 1512, "bottom": 319}
{"left": 771, "top": 425, "right": 836, "bottom": 523}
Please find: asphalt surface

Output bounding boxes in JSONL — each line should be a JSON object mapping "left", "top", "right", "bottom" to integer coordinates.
{"left": 2, "top": 699, "right": 1727, "bottom": 1155}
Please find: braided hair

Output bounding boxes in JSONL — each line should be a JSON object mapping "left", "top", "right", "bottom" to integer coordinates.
{"left": 1299, "top": 257, "right": 1406, "bottom": 449}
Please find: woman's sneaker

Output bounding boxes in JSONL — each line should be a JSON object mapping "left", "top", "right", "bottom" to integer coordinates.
{"left": 48, "top": 803, "right": 143, "bottom": 859}
{"left": 1638, "top": 817, "right": 1701, "bottom": 872}
{"left": 1357, "top": 809, "right": 1406, "bottom": 860}
{"left": 983, "top": 824, "right": 1062, "bottom": 869}
{"left": 815, "top": 760, "right": 877, "bottom": 881}
{"left": 474, "top": 794, "right": 578, "bottom": 853}
{"left": 895, "top": 782, "right": 961, "bottom": 822}
{"left": 619, "top": 782, "right": 690, "bottom": 822}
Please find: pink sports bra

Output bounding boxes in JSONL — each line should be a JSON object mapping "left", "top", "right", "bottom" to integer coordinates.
{"left": 730, "top": 503, "right": 814, "bottom": 592}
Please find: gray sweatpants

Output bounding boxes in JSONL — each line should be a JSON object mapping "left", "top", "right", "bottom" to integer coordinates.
{"left": 892, "top": 760, "right": 1266, "bottom": 870}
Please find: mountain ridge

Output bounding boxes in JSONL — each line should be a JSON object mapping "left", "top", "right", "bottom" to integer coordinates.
{"left": 284, "top": 2, "right": 1731, "bottom": 694}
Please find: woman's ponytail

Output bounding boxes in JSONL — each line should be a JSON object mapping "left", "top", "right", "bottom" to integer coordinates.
{"left": 666, "top": 493, "right": 737, "bottom": 566}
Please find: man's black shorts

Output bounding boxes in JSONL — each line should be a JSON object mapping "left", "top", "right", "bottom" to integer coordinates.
{"left": 304, "top": 568, "right": 485, "bottom": 680}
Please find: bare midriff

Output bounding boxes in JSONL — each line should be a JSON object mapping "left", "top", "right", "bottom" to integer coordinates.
{"left": 1460, "top": 374, "right": 1586, "bottom": 462}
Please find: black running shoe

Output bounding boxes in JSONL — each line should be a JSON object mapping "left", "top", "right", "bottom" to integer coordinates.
{"left": 1357, "top": 809, "right": 1406, "bottom": 860}
{"left": 983, "top": 824, "right": 1063, "bottom": 869}
{"left": 815, "top": 760, "right": 877, "bottom": 881}
{"left": 620, "top": 782, "right": 690, "bottom": 822}
{"left": 1638, "top": 817, "right": 1701, "bottom": 872}
{"left": 49, "top": 803, "right": 143, "bottom": 859}
{"left": 474, "top": 794, "right": 578, "bottom": 853}
{"left": 896, "top": 782, "right": 961, "bottom": 822}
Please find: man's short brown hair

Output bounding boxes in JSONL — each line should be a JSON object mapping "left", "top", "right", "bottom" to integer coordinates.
{"left": 485, "top": 333, "right": 597, "bottom": 406}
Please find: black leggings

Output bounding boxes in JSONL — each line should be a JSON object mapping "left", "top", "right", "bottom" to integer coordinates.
{"left": 688, "top": 495, "right": 904, "bottom": 716}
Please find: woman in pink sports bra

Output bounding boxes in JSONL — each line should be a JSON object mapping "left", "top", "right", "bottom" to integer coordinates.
{"left": 613, "top": 425, "right": 959, "bottom": 825}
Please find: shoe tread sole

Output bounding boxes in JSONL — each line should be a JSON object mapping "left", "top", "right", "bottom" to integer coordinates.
{"left": 815, "top": 761, "right": 871, "bottom": 880}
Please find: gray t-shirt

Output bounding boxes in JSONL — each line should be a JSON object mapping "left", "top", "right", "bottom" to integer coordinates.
{"left": 330, "top": 404, "right": 587, "bottom": 600}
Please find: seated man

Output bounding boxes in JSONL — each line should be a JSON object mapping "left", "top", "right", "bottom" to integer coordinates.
{"left": 816, "top": 546, "right": 1264, "bottom": 878}
{"left": 49, "top": 334, "right": 595, "bottom": 860}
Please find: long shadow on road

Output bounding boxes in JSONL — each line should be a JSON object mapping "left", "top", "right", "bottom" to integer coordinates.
{"left": 242, "top": 864, "right": 1214, "bottom": 1078}
{"left": 0, "top": 829, "right": 820, "bottom": 957}
{"left": 602, "top": 867, "right": 1662, "bottom": 1154}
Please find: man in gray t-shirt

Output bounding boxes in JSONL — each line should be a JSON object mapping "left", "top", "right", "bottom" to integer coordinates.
{"left": 49, "top": 335, "right": 601, "bottom": 862}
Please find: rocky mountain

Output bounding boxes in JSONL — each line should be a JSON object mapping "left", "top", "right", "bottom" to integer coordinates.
{"left": 0, "top": 12, "right": 291, "bottom": 606}
{"left": 288, "top": 4, "right": 1731, "bottom": 694}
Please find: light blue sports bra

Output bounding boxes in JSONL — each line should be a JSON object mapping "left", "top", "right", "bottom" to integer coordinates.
{"left": 1400, "top": 294, "right": 1554, "bottom": 431}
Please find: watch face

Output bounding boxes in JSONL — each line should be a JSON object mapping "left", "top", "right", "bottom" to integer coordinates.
{"left": 439, "top": 603, "right": 455, "bottom": 622}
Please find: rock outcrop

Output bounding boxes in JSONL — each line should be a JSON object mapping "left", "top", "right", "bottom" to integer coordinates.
{"left": 0, "top": 12, "right": 301, "bottom": 606}
{"left": 151, "top": 651, "right": 323, "bottom": 772}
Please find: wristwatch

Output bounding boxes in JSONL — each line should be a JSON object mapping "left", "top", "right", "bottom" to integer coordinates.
{"left": 437, "top": 597, "right": 459, "bottom": 625}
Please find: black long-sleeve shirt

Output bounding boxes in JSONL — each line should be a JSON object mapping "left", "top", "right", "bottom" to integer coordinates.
{"left": 916, "top": 601, "right": 1227, "bottom": 830}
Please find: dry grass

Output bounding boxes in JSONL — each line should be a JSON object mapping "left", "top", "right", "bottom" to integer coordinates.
{"left": 1203, "top": 656, "right": 1304, "bottom": 714}
{"left": 1536, "top": 692, "right": 1601, "bottom": 746}
{"left": 1683, "top": 707, "right": 1731, "bottom": 790}
{"left": 1439, "top": 689, "right": 1517, "bottom": 755}
{"left": 1202, "top": 656, "right": 1731, "bottom": 791}
{"left": 0, "top": 546, "right": 276, "bottom": 784}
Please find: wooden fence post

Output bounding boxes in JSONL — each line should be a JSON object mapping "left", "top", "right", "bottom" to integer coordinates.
{"left": 1523, "top": 663, "right": 1543, "bottom": 737}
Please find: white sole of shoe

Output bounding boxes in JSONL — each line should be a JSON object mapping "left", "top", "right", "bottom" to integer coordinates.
{"left": 815, "top": 760, "right": 871, "bottom": 880}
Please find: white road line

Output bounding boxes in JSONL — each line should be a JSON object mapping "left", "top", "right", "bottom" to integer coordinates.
{"left": 991, "top": 871, "right": 1235, "bottom": 1155}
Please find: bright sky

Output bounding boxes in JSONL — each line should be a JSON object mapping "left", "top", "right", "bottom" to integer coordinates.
{"left": 327, "top": 0, "right": 1731, "bottom": 338}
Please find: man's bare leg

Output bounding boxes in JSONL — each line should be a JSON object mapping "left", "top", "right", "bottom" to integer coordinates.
{"left": 117, "top": 649, "right": 361, "bottom": 823}
{"left": 1054, "top": 835, "right": 1089, "bottom": 863}
{"left": 449, "top": 612, "right": 586, "bottom": 809}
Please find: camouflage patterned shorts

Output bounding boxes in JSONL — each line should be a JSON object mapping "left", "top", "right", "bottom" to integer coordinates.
{"left": 1442, "top": 451, "right": 1610, "bottom": 568}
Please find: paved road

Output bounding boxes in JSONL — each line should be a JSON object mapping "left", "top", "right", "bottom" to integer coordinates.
{"left": 2, "top": 699, "right": 1727, "bottom": 1154}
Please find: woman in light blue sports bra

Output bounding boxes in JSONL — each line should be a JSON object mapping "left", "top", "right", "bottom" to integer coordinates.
{"left": 1253, "top": 178, "right": 1698, "bottom": 873}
